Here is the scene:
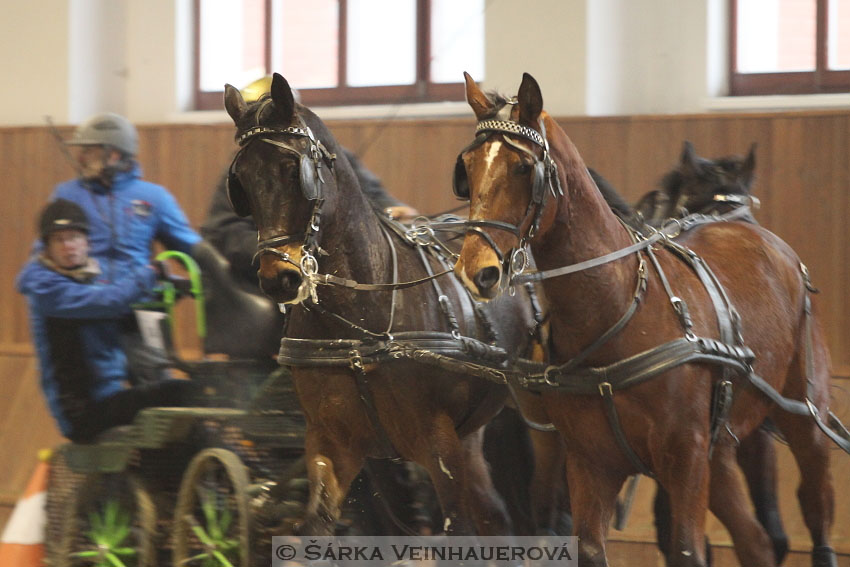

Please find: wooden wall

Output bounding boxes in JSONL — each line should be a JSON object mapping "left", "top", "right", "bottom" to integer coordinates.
{"left": 2, "top": 112, "right": 849, "bottom": 373}
{"left": 1, "top": 110, "right": 848, "bottom": 557}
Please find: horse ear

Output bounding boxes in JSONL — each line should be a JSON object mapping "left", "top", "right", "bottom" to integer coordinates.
{"left": 680, "top": 141, "right": 699, "bottom": 173}
{"left": 464, "top": 72, "right": 493, "bottom": 120}
{"left": 741, "top": 142, "right": 757, "bottom": 186}
{"left": 270, "top": 73, "right": 296, "bottom": 123}
{"left": 224, "top": 84, "right": 247, "bottom": 123}
{"left": 518, "top": 73, "right": 543, "bottom": 125}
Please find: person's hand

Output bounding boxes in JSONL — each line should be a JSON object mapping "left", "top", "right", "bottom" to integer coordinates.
{"left": 151, "top": 260, "right": 170, "bottom": 280}
{"left": 152, "top": 260, "right": 193, "bottom": 296}
{"left": 385, "top": 205, "right": 420, "bottom": 222}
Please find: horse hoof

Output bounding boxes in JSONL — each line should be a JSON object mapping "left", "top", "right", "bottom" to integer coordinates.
{"left": 773, "top": 536, "right": 789, "bottom": 565}
{"left": 812, "top": 545, "right": 837, "bottom": 567}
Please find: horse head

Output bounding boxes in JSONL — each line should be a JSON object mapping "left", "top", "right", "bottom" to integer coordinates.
{"left": 224, "top": 73, "right": 345, "bottom": 304}
{"left": 661, "top": 140, "right": 757, "bottom": 217}
{"left": 454, "top": 72, "right": 571, "bottom": 301}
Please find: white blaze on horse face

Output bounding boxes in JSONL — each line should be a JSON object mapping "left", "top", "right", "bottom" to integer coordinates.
{"left": 470, "top": 141, "right": 506, "bottom": 218}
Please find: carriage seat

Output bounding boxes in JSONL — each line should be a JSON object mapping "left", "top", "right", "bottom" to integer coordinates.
{"left": 191, "top": 240, "right": 283, "bottom": 360}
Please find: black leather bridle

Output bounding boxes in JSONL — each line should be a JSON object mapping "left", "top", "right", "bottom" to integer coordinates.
{"left": 453, "top": 102, "right": 562, "bottom": 284}
{"left": 227, "top": 117, "right": 337, "bottom": 278}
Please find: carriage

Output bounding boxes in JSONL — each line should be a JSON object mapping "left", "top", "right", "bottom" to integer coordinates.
{"left": 42, "top": 248, "right": 402, "bottom": 567}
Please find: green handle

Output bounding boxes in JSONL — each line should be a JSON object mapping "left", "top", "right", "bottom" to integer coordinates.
{"left": 154, "top": 250, "right": 207, "bottom": 339}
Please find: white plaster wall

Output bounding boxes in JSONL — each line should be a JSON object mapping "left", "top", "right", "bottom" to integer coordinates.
{"left": 68, "top": 0, "right": 127, "bottom": 122}
{"left": 587, "top": 0, "right": 710, "bottom": 115}
{"left": 0, "top": 0, "right": 730, "bottom": 126}
{"left": 0, "top": 1, "right": 70, "bottom": 125}
{"left": 125, "top": 0, "right": 182, "bottom": 123}
{"left": 483, "top": 0, "right": 588, "bottom": 116}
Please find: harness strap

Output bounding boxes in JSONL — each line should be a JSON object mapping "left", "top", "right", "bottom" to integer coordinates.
{"left": 553, "top": 257, "right": 648, "bottom": 377}
{"left": 521, "top": 337, "right": 754, "bottom": 393}
{"left": 279, "top": 333, "right": 509, "bottom": 368}
{"left": 348, "top": 348, "right": 399, "bottom": 459}
{"left": 312, "top": 269, "right": 454, "bottom": 291}
{"left": 416, "top": 244, "right": 461, "bottom": 338}
{"left": 599, "top": 382, "right": 655, "bottom": 477}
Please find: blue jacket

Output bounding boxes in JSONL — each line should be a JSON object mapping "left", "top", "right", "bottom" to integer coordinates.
{"left": 41, "top": 164, "right": 201, "bottom": 281}
{"left": 16, "top": 259, "right": 157, "bottom": 436}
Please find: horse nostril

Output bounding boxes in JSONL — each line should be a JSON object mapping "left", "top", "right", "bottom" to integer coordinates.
{"left": 474, "top": 266, "right": 501, "bottom": 293}
{"left": 279, "top": 270, "right": 302, "bottom": 293}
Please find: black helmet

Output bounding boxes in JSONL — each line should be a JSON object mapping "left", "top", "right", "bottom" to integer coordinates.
{"left": 39, "top": 199, "right": 90, "bottom": 243}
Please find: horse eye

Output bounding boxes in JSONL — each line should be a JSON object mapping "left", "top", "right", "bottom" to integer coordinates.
{"left": 516, "top": 163, "right": 532, "bottom": 175}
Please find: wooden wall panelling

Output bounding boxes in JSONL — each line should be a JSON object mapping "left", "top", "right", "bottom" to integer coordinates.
{"left": 1, "top": 112, "right": 849, "bottom": 375}
{"left": 567, "top": 117, "right": 645, "bottom": 201}
{"left": 0, "top": 354, "right": 63, "bottom": 504}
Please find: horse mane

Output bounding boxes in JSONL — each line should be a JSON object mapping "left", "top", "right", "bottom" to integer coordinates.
{"left": 587, "top": 168, "right": 642, "bottom": 228}
{"left": 479, "top": 91, "right": 514, "bottom": 119}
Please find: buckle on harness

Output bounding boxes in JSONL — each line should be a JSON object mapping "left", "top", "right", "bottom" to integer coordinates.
{"left": 542, "top": 365, "right": 560, "bottom": 388}
{"left": 349, "top": 349, "right": 365, "bottom": 373}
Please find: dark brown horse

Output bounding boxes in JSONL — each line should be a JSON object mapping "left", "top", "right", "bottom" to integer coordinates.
{"left": 454, "top": 72, "right": 840, "bottom": 567}
{"left": 222, "top": 73, "right": 544, "bottom": 536}
{"left": 635, "top": 141, "right": 758, "bottom": 226}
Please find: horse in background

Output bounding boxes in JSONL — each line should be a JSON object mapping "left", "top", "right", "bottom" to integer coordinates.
{"left": 635, "top": 141, "right": 757, "bottom": 226}
{"left": 454, "top": 72, "right": 839, "bottom": 567}
{"left": 222, "top": 73, "right": 545, "bottom": 536}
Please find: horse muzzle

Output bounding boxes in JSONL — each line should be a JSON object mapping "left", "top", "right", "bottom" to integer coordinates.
{"left": 258, "top": 247, "right": 313, "bottom": 304}
{"left": 455, "top": 246, "right": 506, "bottom": 302}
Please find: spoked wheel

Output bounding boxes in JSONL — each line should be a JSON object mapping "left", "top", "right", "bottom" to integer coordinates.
{"left": 57, "top": 472, "right": 156, "bottom": 567}
{"left": 173, "top": 448, "right": 251, "bottom": 567}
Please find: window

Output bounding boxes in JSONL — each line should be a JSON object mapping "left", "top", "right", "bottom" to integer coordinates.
{"left": 194, "top": 0, "right": 485, "bottom": 109}
{"left": 730, "top": 0, "right": 850, "bottom": 95}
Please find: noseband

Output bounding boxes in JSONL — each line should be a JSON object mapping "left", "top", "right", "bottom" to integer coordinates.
{"left": 454, "top": 104, "right": 562, "bottom": 282}
{"left": 228, "top": 119, "right": 337, "bottom": 276}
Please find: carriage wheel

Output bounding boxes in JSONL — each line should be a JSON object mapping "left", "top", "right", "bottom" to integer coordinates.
{"left": 56, "top": 472, "right": 156, "bottom": 567}
{"left": 172, "top": 448, "right": 251, "bottom": 567}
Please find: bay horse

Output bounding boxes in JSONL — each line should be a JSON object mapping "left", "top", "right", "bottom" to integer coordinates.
{"left": 630, "top": 141, "right": 790, "bottom": 562}
{"left": 454, "top": 72, "right": 843, "bottom": 567}
{"left": 222, "top": 73, "right": 543, "bottom": 536}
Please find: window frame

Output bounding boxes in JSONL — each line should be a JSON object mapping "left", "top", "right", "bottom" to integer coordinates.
{"left": 729, "top": 0, "right": 850, "bottom": 95}
{"left": 193, "top": 0, "right": 468, "bottom": 110}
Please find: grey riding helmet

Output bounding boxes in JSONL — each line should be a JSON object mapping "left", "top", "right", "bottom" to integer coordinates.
{"left": 66, "top": 112, "right": 139, "bottom": 156}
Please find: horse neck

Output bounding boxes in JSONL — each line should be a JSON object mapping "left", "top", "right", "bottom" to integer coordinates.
{"left": 321, "top": 173, "right": 390, "bottom": 289}
{"left": 532, "top": 121, "right": 642, "bottom": 354}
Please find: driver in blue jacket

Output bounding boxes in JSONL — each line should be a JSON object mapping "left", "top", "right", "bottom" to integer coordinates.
{"left": 17, "top": 199, "right": 195, "bottom": 442}
{"left": 35, "top": 112, "right": 202, "bottom": 383}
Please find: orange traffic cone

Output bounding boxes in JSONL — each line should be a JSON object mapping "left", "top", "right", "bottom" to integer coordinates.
{"left": 0, "top": 449, "right": 51, "bottom": 567}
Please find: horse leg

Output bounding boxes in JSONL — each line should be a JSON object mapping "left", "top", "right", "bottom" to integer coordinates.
{"left": 657, "top": 441, "right": 711, "bottom": 567}
{"left": 708, "top": 440, "right": 776, "bottom": 567}
{"left": 565, "top": 455, "right": 625, "bottom": 566}
{"left": 528, "top": 428, "right": 568, "bottom": 534}
{"left": 415, "top": 416, "right": 501, "bottom": 535}
{"left": 653, "top": 485, "right": 712, "bottom": 566}
{"left": 296, "top": 428, "right": 365, "bottom": 535}
{"left": 460, "top": 430, "right": 514, "bottom": 535}
{"left": 483, "top": 407, "right": 536, "bottom": 535}
{"left": 772, "top": 409, "right": 836, "bottom": 567}
{"left": 737, "top": 423, "right": 788, "bottom": 563}
{"left": 513, "top": 389, "right": 570, "bottom": 535}
{"left": 773, "top": 316, "right": 837, "bottom": 567}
